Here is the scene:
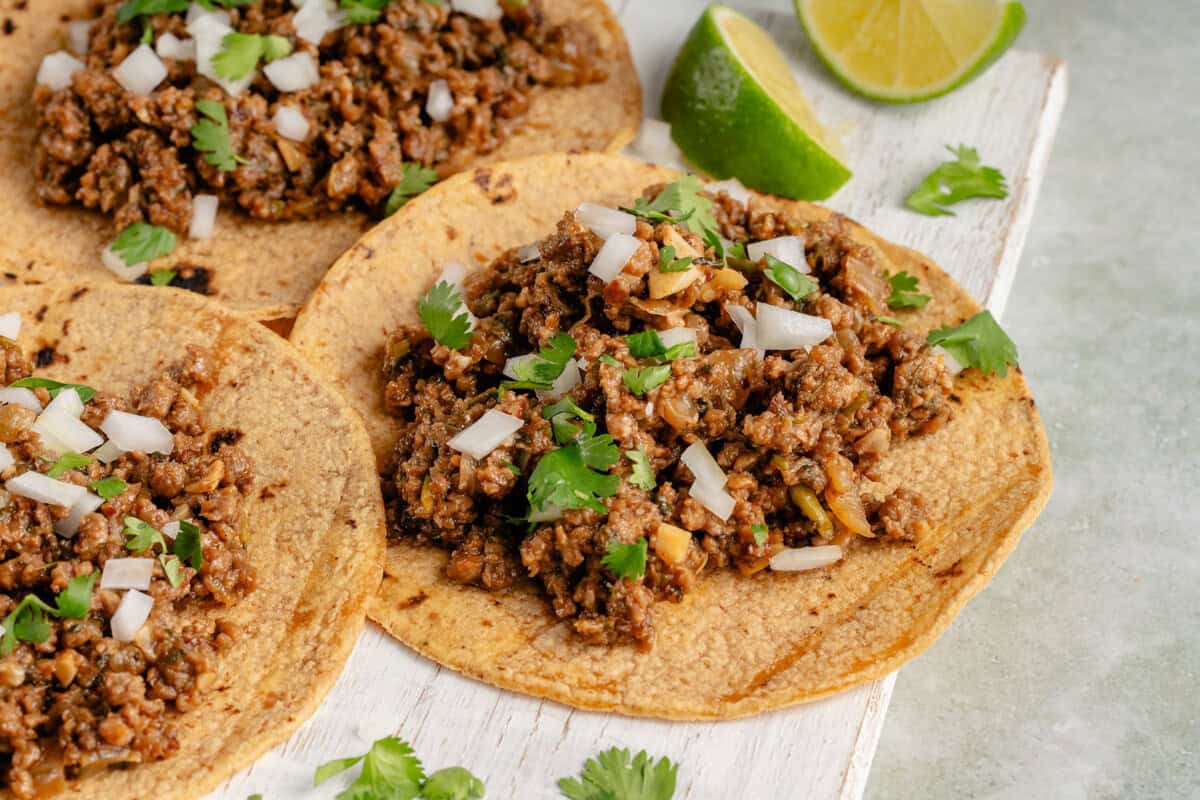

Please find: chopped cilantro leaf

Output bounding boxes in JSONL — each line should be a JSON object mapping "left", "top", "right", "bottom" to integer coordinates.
{"left": 45, "top": 452, "right": 93, "bottom": 479}
{"left": 191, "top": 99, "right": 246, "bottom": 172}
{"left": 112, "top": 222, "right": 177, "bottom": 267}
{"left": 314, "top": 736, "right": 426, "bottom": 799}
{"left": 385, "top": 163, "right": 439, "bottom": 215}
{"left": 927, "top": 310, "right": 1018, "bottom": 377}
{"left": 422, "top": 767, "right": 486, "bottom": 800}
{"left": 262, "top": 34, "right": 292, "bottom": 61}
{"left": 624, "top": 331, "right": 694, "bottom": 363}
{"left": 9, "top": 378, "right": 95, "bottom": 403}
{"left": 887, "top": 271, "right": 931, "bottom": 310}
{"left": 212, "top": 33, "right": 293, "bottom": 80}
{"left": 543, "top": 398, "right": 596, "bottom": 445}
{"left": 149, "top": 268, "right": 177, "bottom": 286}
{"left": 527, "top": 435, "right": 619, "bottom": 517}
{"left": 116, "top": 0, "right": 188, "bottom": 25}
{"left": 597, "top": 354, "right": 622, "bottom": 368}
{"left": 0, "top": 595, "right": 57, "bottom": 655}
{"left": 626, "top": 447, "right": 655, "bottom": 491}
{"left": 702, "top": 228, "right": 747, "bottom": 266}
{"left": 418, "top": 281, "right": 473, "bottom": 350}
{"left": 501, "top": 333, "right": 575, "bottom": 392}
{"left": 54, "top": 572, "right": 96, "bottom": 619}
{"left": 657, "top": 245, "right": 693, "bottom": 274}
{"left": 622, "top": 365, "right": 672, "bottom": 397}
{"left": 340, "top": 0, "right": 389, "bottom": 24}
{"left": 906, "top": 145, "right": 1009, "bottom": 216}
{"left": 751, "top": 524, "right": 768, "bottom": 546}
{"left": 124, "top": 516, "right": 167, "bottom": 555}
{"left": 89, "top": 476, "right": 127, "bottom": 499}
{"left": 602, "top": 538, "right": 647, "bottom": 581}
{"left": 877, "top": 316, "right": 903, "bottom": 327}
{"left": 622, "top": 175, "right": 717, "bottom": 237}
{"left": 172, "top": 520, "right": 203, "bottom": 570}
{"left": 160, "top": 554, "right": 185, "bottom": 588}
{"left": 558, "top": 747, "right": 678, "bottom": 800}
{"left": 763, "top": 254, "right": 818, "bottom": 302}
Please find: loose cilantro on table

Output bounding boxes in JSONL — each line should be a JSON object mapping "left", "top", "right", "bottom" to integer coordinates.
{"left": 385, "top": 163, "right": 439, "bottom": 215}
{"left": 602, "top": 538, "right": 647, "bottom": 581}
{"left": 314, "top": 735, "right": 485, "bottom": 800}
{"left": 192, "top": 99, "right": 246, "bottom": 172}
{"left": 927, "top": 310, "right": 1018, "bottom": 377}
{"left": 54, "top": 572, "right": 96, "bottom": 619}
{"left": 418, "top": 282, "right": 473, "bottom": 350}
{"left": 558, "top": 747, "right": 678, "bottom": 800}
{"left": 500, "top": 333, "right": 575, "bottom": 392}
{"left": 422, "top": 767, "right": 486, "bottom": 800}
{"left": 124, "top": 517, "right": 168, "bottom": 554}
{"left": 657, "top": 245, "right": 693, "bottom": 274}
{"left": 622, "top": 365, "right": 672, "bottom": 397}
{"left": 763, "top": 254, "right": 818, "bottom": 302}
{"left": 626, "top": 447, "right": 656, "bottom": 491}
{"left": 750, "top": 524, "right": 769, "bottom": 546}
{"left": 622, "top": 175, "right": 717, "bottom": 238}
{"left": 212, "top": 32, "right": 292, "bottom": 80}
{"left": 173, "top": 520, "right": 204, "bottom": 570}
{"left": 886, "top": 271, "right": 931, "bottom": 309}
{"left": 45, "top": 452, "right": 94, "bottom": 478}
{"left": 906, "top": 145, "right": 1008, "bottom": 216}
{"left": 112, "top": 222, "right": 177, "bottom": 267}
{"left": 9, "top": 377, "right": 96, "bottom": 402}
{"left": 150, "top": 268, "right": 177, "bottom": 286}
{"left": 526, "top": 432, "right": 619, "bottom": 517}
{"left": 89, "top": 476, "right": 127, "bottom": 499}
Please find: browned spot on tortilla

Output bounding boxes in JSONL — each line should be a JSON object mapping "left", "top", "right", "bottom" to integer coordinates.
{"left": 33, "top": 305, "right": 47, "bottom": 322}
{"left": 61, "top": 318, "right": 71, "bottom": 336}
{"left": 69, "top": 288, "right": 88, "bottom": 302}
{"left": 34, "top": 346, "right": 54, "bottom": 367}
{"left": 260, "top": 318, "right": 295, "bottom": 338}
{"left": 934, "top": 560, "right": 964, "bottom": 579}
{"left": 139, "top": 266, "right": 214, "bottom": 295}
{"left": 2, "top": 19, "right": 15, "bottom": 35}
{"left": 446, "top": 226, "right": 458, "bottom": 241}
{"left": 209, "top": 430, "right": 244, "bottom": 454}
{"left": 3, "top": 273, "right": 16, "bottom": 281}
{"left": 258, "top": 480, "right": 289, "bottom": 500}
{"left": 398, "top": 592, "right": 429, "bottom": 609}
{"left": 472, "top": 169, "right": 492, "bottom": 192}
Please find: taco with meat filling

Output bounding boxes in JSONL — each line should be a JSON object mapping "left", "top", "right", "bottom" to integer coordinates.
{"left": 0, "top": 284, "right": 383, "bottom": 796}
{"left": 0, "top": 0, "right": 639, "bottom": 321}
{"left": 290, "top": 152, "right": 1051, "bottom": 719}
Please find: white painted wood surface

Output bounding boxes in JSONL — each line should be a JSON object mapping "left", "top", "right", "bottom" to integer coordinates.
{"left": 212, "top": 2, "right": 1067, "bottom": 798}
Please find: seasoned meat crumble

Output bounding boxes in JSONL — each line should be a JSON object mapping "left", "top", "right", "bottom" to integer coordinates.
{"left": 34, "top": 0, "right": 607, "bottom": 234}
{"left": 383, "top": 185, "right": 953, "bottom": 649}
{"left": 0, "top": 344, "right": 254, "bottom": 797}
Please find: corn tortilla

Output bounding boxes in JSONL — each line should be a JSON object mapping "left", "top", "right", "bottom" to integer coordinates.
{"left": 291, "top": 153, "right": 1052, "bottom": 719}
{"left": 0, "top": 0, "right": 641, "bottom": 321}
{"left": 0, "top": 283, "right": 385, "bottom": 795}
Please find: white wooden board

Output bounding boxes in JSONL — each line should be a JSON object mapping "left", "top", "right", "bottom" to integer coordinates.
{"left": 211, "top": 2, "right": 1066, "bottom": 798}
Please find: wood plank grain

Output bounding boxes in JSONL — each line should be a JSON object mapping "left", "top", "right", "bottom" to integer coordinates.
{"left": 209, "top": 2, "right": 1066, "bottom": 798}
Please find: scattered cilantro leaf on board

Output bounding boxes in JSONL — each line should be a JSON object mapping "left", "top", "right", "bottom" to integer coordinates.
{"left": 906, "top": 145, "right": 1008, "bottom": 216}
{"left": 558, "top": 747, "right": 678, "bottom": 800}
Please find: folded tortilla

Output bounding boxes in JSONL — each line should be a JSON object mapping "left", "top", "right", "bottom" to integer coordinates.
{"left": 290, "top": 153, "right": 1052, "bottom": 719}
{"left": 0, "top": 283, "right": 385, "bottom": 795}
{"left": 0, "top": 0, "right": 640, "bottom": 322}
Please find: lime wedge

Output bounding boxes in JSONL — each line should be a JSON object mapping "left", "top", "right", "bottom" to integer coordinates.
{"left": 795, "top": 0, "right": 1026, "bottom": 103}
{"left": 661, "top": 4, "right": 851, "bottom": 201}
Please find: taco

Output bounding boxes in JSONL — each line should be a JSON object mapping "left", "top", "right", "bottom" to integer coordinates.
{"left": 0, "top": 0, "right": 640, "bottom": 321}
{"left": 0, "top": 284, "right": 383, "bottom": 796}
{"left": 290, "top": 152, "right": 1051, "bottom": 719}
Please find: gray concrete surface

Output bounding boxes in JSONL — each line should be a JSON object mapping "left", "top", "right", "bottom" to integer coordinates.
{"left": 867, "top": 3, "right": 1200, "bottom": 798}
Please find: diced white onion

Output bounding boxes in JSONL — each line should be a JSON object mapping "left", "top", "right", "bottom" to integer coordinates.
{"left": 67, "top": 20, "right": 93, "bottom": 57}
{"left": 536, "top": 358, "right": 580, "bottom": 402}
{"left": 111, "top": 589, "right": 153, "bottom": 642}
{"left": 587, "top": 233, "right": 642, "bottom": 284}
{"left": 0, "top": 388, "right": 42, "bottom": 413}
{"left": 0, "top": 447, "right": 12, "bottom": 472}
{"left": 438, "top": 262, "right": 468, "bottom": 290}
{"left": 43, "top": 388, "right": 84, "bottom": 419}
{"left": 189, "top": 194, "right": 218, "bottom": 240}
{"left": 32, "top": 410, "right": 103, "bottom": 455}
{"left": 273, "top": 105, "right": 310, "bottom": 141}
{"left": 55, "top": 491, "right": 104, "bottom": 537}
{"left": 517, "top": 244, "right": 540, "bottom": 263}
{"left": 102, "top": 245, "right": 147, "bottom": 282}
{"left": 725, "top": 302, "right": 762, "bottom": 358}
{"left": 101, "top": 558, "right": 155, "bottom": 590}
{"left": 770, "top": 545, "right": 843, "bottom": 572}
{"left": 293, "top": 0, "right": 344, "bottom": 44}
{"left": 690, "top": 479, "right": 735, "bottom": 521}
{"left": 447, "top": 409, "right": 524, "bottom": 461}
{"left": 264, "top": 51, "right": 320, "bottom": 92}
{"left": 627, "top": 119, "right": 683, "bottom": 167}
{"left": 451, "top": 0, "right": 503, "bottom": 20}
{"left": 92, "top": 440, "right": 126, "bottom": 464}
{"left": 755, "top": 302, "right": 833, "bottom": 351}
{"left": 681, "top": 441, "right": 726, "bottom": 489}
{"left": 162, "top": 519, "right": 182, "bottom": 540}
{"left": 156, "top": 32, "right": 196, "bottom": 61}
{"left": 747, "top": 236, "right": 807, "bottom": 272}
{"left": 37, "top": 51, "right": 85, "bottom": 91}
{"left": 5, "top": 472, "right": 86, "bottom": 508}
{"left": 189, "top": 14, "right": 252, "bottom": 96}
{"left": 186, "top": 3, "right": 229, "bottom": 27}
{"left": 100, "top": 410, "right": 174, "bottom": 455}
{"left": 0, "top": 312, "right": 20, "bottom": 341}
{"left": 658, "top": 327, "right": 698, "bottom": 351}
{"left": 933, "top": 345, "right": 965, "bottom": 376}
{"left": 575, "top": 203, "right": 637, "bottom": 240}
{"left": 425, "top": 79, "right": 454, "bottom": 122}
{"left": 113, "top": 44, "right": 167, "bottom": 96}
{"left": 706, "top": 178, "right": 751, "bottom": 205}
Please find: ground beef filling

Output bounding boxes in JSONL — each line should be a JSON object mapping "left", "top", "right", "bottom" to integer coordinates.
{"left": 383, "top": 188, "right": 952, "bottom": 649}
{"left": 34, "top": 0, "right": 607, "bottom": 234}
{"left": 0, "top": 347, "right": 255, "bottom": 798}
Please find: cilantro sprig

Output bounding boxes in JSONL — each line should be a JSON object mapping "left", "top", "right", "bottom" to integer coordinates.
{"left": 622, "top": 175, "right": 717, "bottom": 238}
{"left": 501, "top": 333, "right": 575, "bottom": 392}
{"left": 602, "top": 538, "right": 647, "bottom": 581}
{"left": 418, "top": 281, "right": 473, "bottom": 350}
{"left": 112, "top": 223, "right": 177, "bottom": 267}
{"left": 0, "top": 573, "right": 97, "bottom": 654}
{"left": 191, "top": 99, "right": 246, "bottom": 172}
{"left": 212, "top": 32, "right": 292, "bottom": 80}
{"left": 887, "top": 271, "right": 931, "bottom": 310}
{"left": 527, "top": 433, "right": 619, "bottom": 517}
{"left": 543, "top": 397, "right": 595, "bottom": 445}
{"left": 89, "top": 476, "right": 127, "bottom": 499}
{"left": 927, "top": 310, "right": 1018, "bottom": 377}
{"left": 558, "top": 747, "right": 678, "bottom": 800}
{"left": 314, "top": 735, "right": 484, "bottom": 800}
{"left": 45, "top": 452, "right": 94, "bottom": 478}
{"left": 763, "top": 254, "right": 818, "bottom": 302}
{"left": 657, "top": 245, "right": 693, "bottom": 274}
{"left": 624, "top": 331, "right": 695, "bottom": 363}
{"left": 626, "top": 447, "right": 655, "bottom": 491}
{"left": 386, "top": 163, "right": 439, "bottom": 215}
{"left": 622, "top": 365, "right": 672, "bottom": 398}
{"left": 9, "top": 377, "right": 96, "bottom": 402}
{"left": 906, "top": 145, "right": 1009, "bottom": 216}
